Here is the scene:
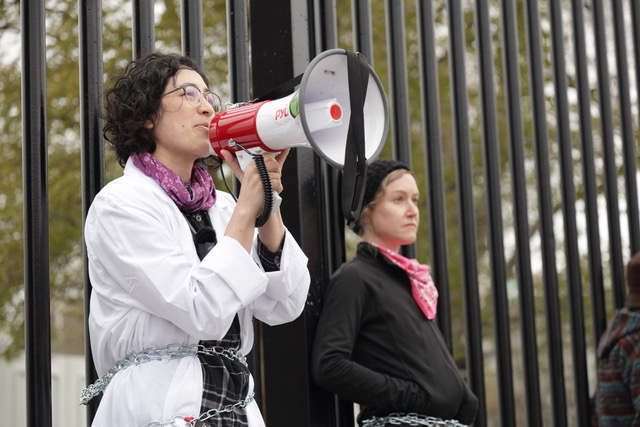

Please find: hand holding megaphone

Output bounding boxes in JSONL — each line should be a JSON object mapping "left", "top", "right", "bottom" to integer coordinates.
{"left": 209, "top": 49, "right": 389, "bottom": 227}
{"left": 218, "top": 147, "right": 289, "bottom": 227}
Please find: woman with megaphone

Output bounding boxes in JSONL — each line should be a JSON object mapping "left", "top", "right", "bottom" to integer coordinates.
{"left": 81, "top": 52, "right": 310, "bottom": 427}
{"left": 311, "top": 159, "right": 478, "bottom": 427}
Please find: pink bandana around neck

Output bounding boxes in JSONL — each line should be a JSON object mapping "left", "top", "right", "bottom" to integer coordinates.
{"left": 374, "top": 244, "right": 439, "bottom": 320}
{"left": 131, "top": 152, "right": 216, "bottom": 213}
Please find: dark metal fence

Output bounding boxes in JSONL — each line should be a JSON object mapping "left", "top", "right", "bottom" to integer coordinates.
{"left": 22, "top": 2, "right": 51, "bottom": 427}
{"left": 21, "top": 0, "right": 639, "bottom": 426}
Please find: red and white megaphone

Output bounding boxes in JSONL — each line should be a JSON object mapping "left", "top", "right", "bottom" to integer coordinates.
{"left": 209, "top": 49, "right": 389, "bottom": 226}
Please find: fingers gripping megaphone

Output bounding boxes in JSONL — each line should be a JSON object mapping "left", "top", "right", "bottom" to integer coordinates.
{"left": 209, "top": 49, "right": 389, "bottom": 227}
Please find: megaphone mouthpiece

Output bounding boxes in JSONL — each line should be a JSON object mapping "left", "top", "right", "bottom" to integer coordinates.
{"left": 303, "top": 99, "right": 343, "bottom": 132}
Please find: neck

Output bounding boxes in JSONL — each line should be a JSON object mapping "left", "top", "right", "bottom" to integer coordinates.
{"left": 152, "top": 152, "right": 193, "bottom": 181}
{"left": 364, "top": 239, "right": 400, "bottom": 254}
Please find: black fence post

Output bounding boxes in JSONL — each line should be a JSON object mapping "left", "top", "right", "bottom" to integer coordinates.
{"left": 248, "top": 0, "right": 342, "bottom": 425}
{"left": 181, "top": 0, "right": 204, "bottom": 68}
{"left": 21, "top": 0, "right": 52, "bottom": 426}
{"left": 79, "top": 0, "right": 105, "bottom": 424}
{"left": 132, "top": 0, "right": 155, "bottom": 59}
{"left": 446, "top": 0, "right": 487, "bottom": 424}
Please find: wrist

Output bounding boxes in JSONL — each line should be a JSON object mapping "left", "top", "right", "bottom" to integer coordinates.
{"left": 258, "top": 212, "right": 285, "bottom": 251}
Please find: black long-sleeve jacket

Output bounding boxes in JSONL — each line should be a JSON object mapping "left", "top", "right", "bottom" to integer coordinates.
{"left": 311, "top": 242, "right": 477, "bottom": 425}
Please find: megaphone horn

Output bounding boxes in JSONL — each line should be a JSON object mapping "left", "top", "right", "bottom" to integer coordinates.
{"left": 209, "top": 49, "right": 389, "bottom": 225}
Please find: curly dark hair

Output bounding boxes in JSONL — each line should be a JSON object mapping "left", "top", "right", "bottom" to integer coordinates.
{"left": 103, "top": 53, "right": 212, "bottom": 167}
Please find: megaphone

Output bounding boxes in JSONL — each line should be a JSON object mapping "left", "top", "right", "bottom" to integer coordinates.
{"left": 209, "top": 49, "right": 389, "bottom": 226}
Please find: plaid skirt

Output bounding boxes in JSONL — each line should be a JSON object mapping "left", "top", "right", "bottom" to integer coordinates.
{"left": 197, "top": 315, "right": 249, "bottom": 427}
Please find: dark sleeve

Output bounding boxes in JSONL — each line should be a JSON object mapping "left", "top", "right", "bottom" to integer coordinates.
{"left": 310, "top": 263, "right": 427, "bottom": 412}
{"left": 257, "top": 235, "right": 284, "bottom": 272}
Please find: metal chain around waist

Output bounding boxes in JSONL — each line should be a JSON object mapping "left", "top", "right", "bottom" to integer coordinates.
{"left": 362, "top": 413, "right": 468, "bottom": 427}
{"left": 144, "top": 391, "right": 255, "bottom": 427}
{"left": 79, "top": 343, "right": 247, "bottom": 405}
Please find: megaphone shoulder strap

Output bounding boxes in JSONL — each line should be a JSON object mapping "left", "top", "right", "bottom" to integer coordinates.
{"left": 342, "top": 50, "right": 370, "bottom": 228}
{"left": 255, "top": 74, "right": 303, "bottom": 103}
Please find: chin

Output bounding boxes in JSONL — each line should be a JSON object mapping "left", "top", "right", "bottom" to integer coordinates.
{"left": 403, "top": 231, "right": 418, "bottom": 241}
{"left": 400, "top": 237, "right": 417, "bottom": 246}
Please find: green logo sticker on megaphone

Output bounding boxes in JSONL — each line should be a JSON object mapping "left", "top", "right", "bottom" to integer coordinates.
{"left": 289, "top": 90, "right": 300, "bottom": 118}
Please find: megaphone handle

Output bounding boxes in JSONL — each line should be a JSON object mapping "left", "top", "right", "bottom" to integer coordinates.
{"left": 235, "top": 150, "right": 282, "bottom": 227}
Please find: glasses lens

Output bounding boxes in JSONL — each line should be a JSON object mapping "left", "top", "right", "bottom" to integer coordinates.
{"left": 183, "top": 86, "right": 201, "bottom": 106}
{"left": 206, "top": 93, "right": 222, "bottom": 113}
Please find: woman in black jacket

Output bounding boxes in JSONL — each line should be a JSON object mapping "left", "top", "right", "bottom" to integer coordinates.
{"left": 311, "top": 159, "right": 477, "bottom": 426}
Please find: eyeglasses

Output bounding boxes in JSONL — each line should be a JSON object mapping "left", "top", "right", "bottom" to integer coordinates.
{"left": 162, "top": 84, "right": 223, "bottom": 112}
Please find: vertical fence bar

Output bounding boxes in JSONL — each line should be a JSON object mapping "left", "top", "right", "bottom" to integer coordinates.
{"left": 523, "top": 1, "right": 568, "bottom": 424}
{"left": 385, "top": 0, "right": 412, "bottom": 167}
{"left": 249, "top": 3, "right": 296, "bottom": 420}
{"left": 226, "top": 0, "right": 260, "bottom": 408}
{"left": 612, "top": 1, "right": 640, "bottom": 255}
{"left": 227, "top": 0, "right": 250, "bottom": 102}
{"left": 352, "top": 0, "right": 373, "bottom": 65}
{"left": 385, "top": 0, "right": 415, "bottom": 260}
{"left": 474, "top": 1, "right": 516, "bottom": 425}
{"left": 416, "top": 0, "right": 453, "bottom": 351}
{"left": 631, "top": 1, "right": 640, "bottom": 258}
{"left": 592, "top": 0, "right": 625, "bottom": 308}
{"left": 316, "top": 0, "right": 342, "bottom": 280}
{"left": 547, "top": 0, "right": 590, "bottom": 423}
{"left": 320, "top": 4, "right": 354, "bottom": 424}
{"left": 249, "top": 2, "right": 323, "bottom": 426}
{"left": 317, "top": 0, "right": 336, "bottom": 53}
{"left": 181, "top": 0, "right": 204, "bottom": 68}
{"left": 634, "top": 1, "right": 640, "bottom": 177}
{"left": 21, "top": 1, "right": 52, "bottom": 426}
{"left": 79, "top": 0, "right": 105, "bottom": 424}
{"left": 446, "top": 0, "right": 487, "bottom": 425}
{"left": 225, "top": 0, "right": 249, "bottom": 202}
{"left": 499, "top": 0, "right": 543, "bottom": 424}
{"left": 569, "top": 0, "right": 606, "bottom": 346}
{"left": 132, "top": 0, "right": 155, "bottom": 59}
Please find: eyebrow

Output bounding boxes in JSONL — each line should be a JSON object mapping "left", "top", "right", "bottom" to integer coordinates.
{"left": 176, "top": 82, "right": 211, "bottom": 93}
{"left": 388, "top": 189, "right": 419, "bottom": 197}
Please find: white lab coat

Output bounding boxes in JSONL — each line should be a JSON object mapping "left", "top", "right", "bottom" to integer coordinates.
{"left": 84, "top": 158, "right": 310, "bottom": 427}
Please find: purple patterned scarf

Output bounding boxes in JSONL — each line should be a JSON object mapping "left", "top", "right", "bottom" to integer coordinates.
{"left": 131, "top": 152, "right": 216, "bottom": 213}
